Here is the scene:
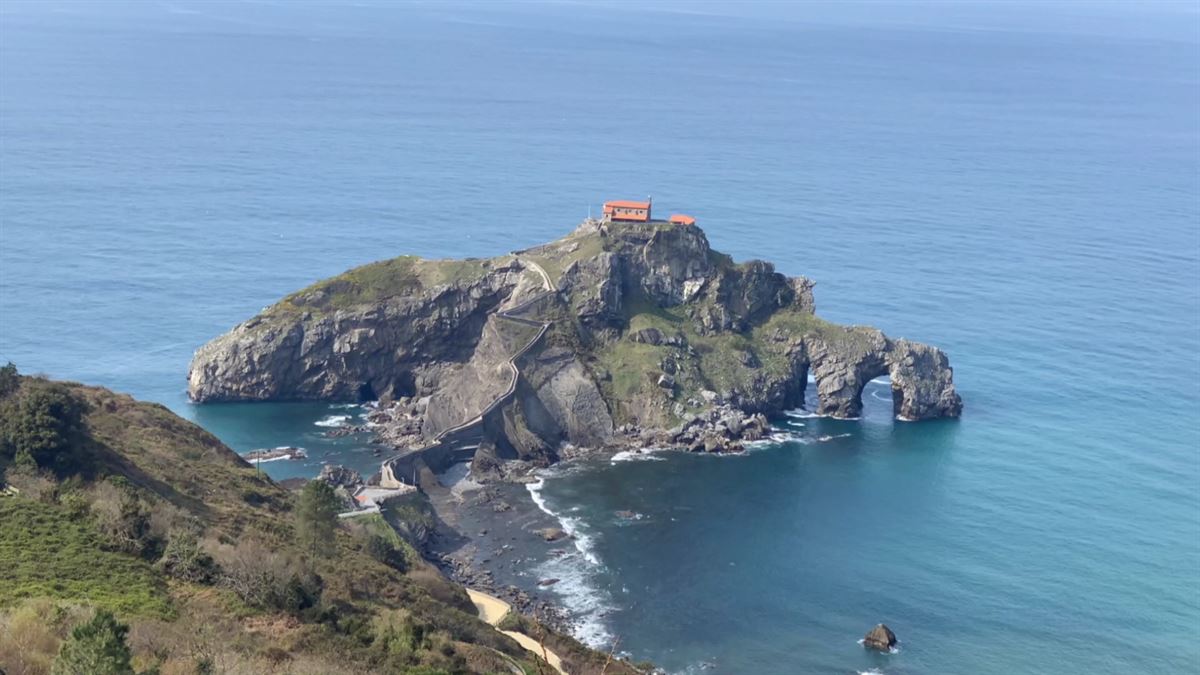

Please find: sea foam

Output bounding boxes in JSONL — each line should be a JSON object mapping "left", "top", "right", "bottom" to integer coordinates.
{"left": 314, "top": 414, "right": 351, "bottom": 427}
{"left": 610, "top": 448, "right": 667, "bottom": 463}
{"left": 525, "top": 474, "right": 617, "bottom": 648}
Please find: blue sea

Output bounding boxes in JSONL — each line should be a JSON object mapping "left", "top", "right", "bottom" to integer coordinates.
{"left": 2, "top": 2, "right": 1198, "bottom": 673}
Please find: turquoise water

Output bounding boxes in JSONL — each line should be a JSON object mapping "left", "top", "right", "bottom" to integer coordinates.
{"left": 2, "top": 2, "right": 1198, "bottom": 673}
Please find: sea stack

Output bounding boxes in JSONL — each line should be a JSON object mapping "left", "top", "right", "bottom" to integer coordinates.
{"left": 862, "top": 623, "right": 898, "bottom": 651}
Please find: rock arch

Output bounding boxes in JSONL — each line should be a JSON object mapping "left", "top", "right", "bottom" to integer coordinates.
{"left": 803, "top": 330, "right": 961, "bottom": 421}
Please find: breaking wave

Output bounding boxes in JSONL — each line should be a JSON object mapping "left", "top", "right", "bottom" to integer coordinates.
{"left": 610, "top": 449, "right": 668, "bottom": 463}
{"left": 525, "top": 475, "right": 617, "bottom": 648}
{"left": 314, "top": 414, "right": 351, "bottom": 427}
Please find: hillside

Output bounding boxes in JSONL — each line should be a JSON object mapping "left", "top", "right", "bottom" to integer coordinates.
{"left": 0, "top": 368, "right": 639, "bottom": 675}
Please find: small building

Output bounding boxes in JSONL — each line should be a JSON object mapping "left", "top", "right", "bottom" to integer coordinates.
{"left": 669, "top": 214, "right": 696, "bottom": 226}
{"left": 603, "top": 199, "right": 652, "bottom": 222}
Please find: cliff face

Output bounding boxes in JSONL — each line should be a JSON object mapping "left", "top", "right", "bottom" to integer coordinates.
{"left": 189, "top": 219, "right": 962, "bottom": 464}
{"left": 188, "top": 257, "right": 527, "bottom": 403}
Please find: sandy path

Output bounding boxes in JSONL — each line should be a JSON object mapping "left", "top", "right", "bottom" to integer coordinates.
{"left": 467, "top": 588, "right": 567, "bottom": 674}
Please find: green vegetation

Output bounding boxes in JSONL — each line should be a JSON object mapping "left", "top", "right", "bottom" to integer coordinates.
{"left": 588, "top": 285, "right": 838, "bottom": 426}
{"left": 295, "top": 479, "right": 340, "bottom": 556}
{"left": 523, "top": 231, "right": 607, "bottom": 285}
{"left": 0, "top": 361, "right": 18, "bottom": 398}
{"left": 0, "top": 368, "right": 636, "bottom": 675}
{"left": 0, "top": 378, "right": 89, "bottom": 475}
{"left": 0, "top": 499, "right": 170, "bottom": 617}
{"left": 266, "top": 255, "right": 497, "bottom": 318}
{"left": 51, "top": 610, "right": 134, "bottom": 675}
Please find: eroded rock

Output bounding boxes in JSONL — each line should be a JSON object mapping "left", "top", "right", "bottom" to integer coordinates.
{"left": 862, "top": 623, "right": 897, "bottom": 651}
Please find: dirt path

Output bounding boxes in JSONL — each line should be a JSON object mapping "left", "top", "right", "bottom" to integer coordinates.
{"left": 522, "top": 257, "right": 556, "bottom": 291}
{"left": 467, "top": 588, "right": 568, "bottom": 675}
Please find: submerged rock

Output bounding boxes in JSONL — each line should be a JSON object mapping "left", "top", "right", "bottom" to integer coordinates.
{"left": 862, "top": 623, "right": 897, "bottom": 651}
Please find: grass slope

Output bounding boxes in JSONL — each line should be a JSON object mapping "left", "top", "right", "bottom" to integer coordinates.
{"left": 266, "top": 255, "right": 500, "bottom": 319}
{"left": 0, "top": 498, "right": 171, "bottom": 617}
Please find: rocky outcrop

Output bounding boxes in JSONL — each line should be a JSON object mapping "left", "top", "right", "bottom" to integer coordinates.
{"left": 317, "top": 464, "right": 363, "bottom": 490}
{"left": 862, "top": 624, "right": 897, "bottom": 651}
{"left": 803, "top": 328, "right": 962, "bottom": 420}
{"left": 559, "top": 251, "right": 623, "bottom": 329}
{"left": 637, "top": 404, "right": 771, "bottom": 454}
{"left": 187, "top": 260, "right": 526, "bottom": 403}
{"left": 888, "top": 339, "right": 963, "bottom": 420}
{"left": 190, "top": 218, "right": 962, "bottom": 482}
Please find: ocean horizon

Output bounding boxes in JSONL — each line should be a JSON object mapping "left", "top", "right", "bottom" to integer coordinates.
{"left": 2, "top": 2, "right": 1198, "bottom": 673}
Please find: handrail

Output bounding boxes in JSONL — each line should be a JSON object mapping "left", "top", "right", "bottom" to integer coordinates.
{"left": 429, "top": 288, "right": 554, "bottom": 441}
{"left": 383, "top": 260, "right": 556, "bottom": 484}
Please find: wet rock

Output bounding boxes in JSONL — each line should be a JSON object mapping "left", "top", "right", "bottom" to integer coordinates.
{"left": 536, "top": 527, "right": 568, "bottom": 542}
{"left": 862, "top": 623, "right": 897, "bottom": 651}
{"left": 537, "top": 578, "right": 560, "bottom": 587}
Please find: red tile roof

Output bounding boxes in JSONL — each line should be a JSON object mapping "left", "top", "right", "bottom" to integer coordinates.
{"left": 669, "top": 214, "right": 696, "bottom": 225}
{"left": 604, "top": 200, "right": 651, "bottom": 210}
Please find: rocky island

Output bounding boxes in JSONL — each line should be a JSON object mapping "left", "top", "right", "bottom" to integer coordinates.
{"left": 189, "top": 217, "right": 961, "bottom": 483}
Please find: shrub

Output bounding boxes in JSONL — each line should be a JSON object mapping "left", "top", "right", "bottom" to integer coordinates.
{"left": 0, "top": 599, "right": 67, "bottom": 675}
{"left": 212, "top": 540, "right": 322, "bottom": 614}
{"left": 156, "top": 529, "right": 218, "bottom": 584}
{"left": 51, "top": 609, "right": 134, "bottom": 675}
{"left": 372, "top": 609, "right": 430, "bottom": 662}
{"left": 90, "top": 480, "right": 155, "bottom": 558}
{"left": 0, "top": 362, "right": 18, "bottom": 399}
{"left": 364, "top": 534, "right": 409, "bottom": 573}
{"left": 0, "top": 380, "right": 88, "bottom": 473}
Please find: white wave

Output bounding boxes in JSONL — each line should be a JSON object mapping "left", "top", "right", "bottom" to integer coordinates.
{"left": 525, "top": 474, "right": 617, "bottom": 648}
{"left": 329, "top": 403, "right": 360, "bottom": 409}
{"left": 610, "top": 449, "right": 667, "bottom": 463}
{"left": 530, "top": 548, "right": 616, "bottom": 648}
{"left": 314, "top": 414, "right": 351, "bottom": 427}
{"left": 869, "top": 376, "right": 892, "bottom": 385}
{"left": 526, "top": 477, "right": 600, "bottom": 565}
{"left": 784, "top": 407, "right": 868, "bottom": 421}
{"left": 745, "top": 430, "right": 810, "bottom": 449}
{"left": 817, "top": 433, "right": 853, "bottom": 442}
{"left": 858, "top": 670, "right": 885, "bottom": 675}
{"left": 245, "top": 454, "right": 290, "bottom": 464}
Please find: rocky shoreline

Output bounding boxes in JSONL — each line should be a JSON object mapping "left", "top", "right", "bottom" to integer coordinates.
{"left": 420, "top": 476, "right": 583, "bottom": 637}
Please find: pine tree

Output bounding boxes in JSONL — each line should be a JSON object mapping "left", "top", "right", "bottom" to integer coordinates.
{"left": 52, "top": 610, "right": 134, "bottom": 675}
{"left": 295, "top": 480, "right": 340, "bottom": 556}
